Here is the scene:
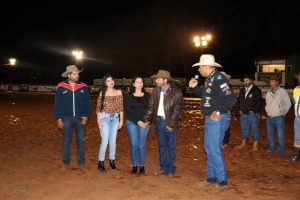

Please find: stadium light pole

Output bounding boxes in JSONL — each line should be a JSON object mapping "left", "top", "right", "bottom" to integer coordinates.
{"left": 72, "top": 50, "right": 84, "bottom": 69}
{"left": 193, "top": 34, "right": 212, "bottom": 55}
{"left": 8, "top": 58, "right": 17, "bottom": 90}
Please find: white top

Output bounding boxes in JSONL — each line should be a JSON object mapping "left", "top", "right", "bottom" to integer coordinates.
{"left": 245, "top": 84, "right": 253, "bottom": 98}
{"left": 157, "top": 91, "right": 165, "bottom": 117}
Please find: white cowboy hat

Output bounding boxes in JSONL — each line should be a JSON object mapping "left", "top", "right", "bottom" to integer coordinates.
{"left": 192, "top": 54, "right": 222, "bottom": 68}
{"left": 61, "top": 65, "right": 83, "bottom": 77}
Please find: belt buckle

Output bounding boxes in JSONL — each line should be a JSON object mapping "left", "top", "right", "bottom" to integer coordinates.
{"left": 158, "top": 116, "right": 166, "bottom": 120}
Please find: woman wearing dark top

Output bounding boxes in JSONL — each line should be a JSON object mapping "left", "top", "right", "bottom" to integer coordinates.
{"left": 125, "top": 76, "right": 150, "bottom": 174}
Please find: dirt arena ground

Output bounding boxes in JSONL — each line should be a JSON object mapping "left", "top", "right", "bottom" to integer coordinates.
{"left": 0, "top": 92, "right": 299, "bottom": 200}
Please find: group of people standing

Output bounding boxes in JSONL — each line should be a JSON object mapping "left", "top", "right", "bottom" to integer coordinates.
{"left": 54, "top": 54, "right": 300, "bottom": 189}
{"left": 54, "top": 64, "right": 184, "bottom": 178}
{"left": 234, "top": 74, "right": 292, "bottom": 157}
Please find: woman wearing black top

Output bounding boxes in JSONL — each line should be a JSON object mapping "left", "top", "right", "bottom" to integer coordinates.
{"left": 125, "top": 76, "right": 150, "bottom": 174}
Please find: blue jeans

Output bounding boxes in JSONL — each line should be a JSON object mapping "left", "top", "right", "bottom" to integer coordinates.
{"left": 156, "top": 118, "right": 177, "bottom": 173}
{"left": 266, "top": 115, "right": 285, "bottom": 155}
{"left": 126, "top": 120, "right": 150, "bottom": 166}
{"left": 98, "top": 112, "right": 119, "bottom": 161}
{"left": 240, "top": 113, "right": 260, "bottom": 141}
{"left": 62, "top": 117, "right": 86, "bottom": 165}
{"left": 204, "top": 112, "right": 231, "bottom": 184}
{"left": 294, "top": 117, "right": 300, "bottom": 147}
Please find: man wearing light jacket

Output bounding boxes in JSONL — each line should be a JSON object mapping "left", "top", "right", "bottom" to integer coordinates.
{"left": 54, "top": 65, "right": 91, "bottom": 168}
{"left": 265, "top": 75, "right": 291, "bottom": 156}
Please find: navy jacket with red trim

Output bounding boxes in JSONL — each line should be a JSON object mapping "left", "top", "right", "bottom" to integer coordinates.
{"left": 54, "top": 81, "right": 91, "bottom": 119}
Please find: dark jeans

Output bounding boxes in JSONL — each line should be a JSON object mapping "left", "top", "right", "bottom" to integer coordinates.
{"left": 62, "top": 117, "right": 85, "bottom": 165}
{"left": 156, "top": 117, "right": 177, "bottom": 174}
{"left": 223, "top": 127, "right": 230, "bottom": 144}
{"left": 266, "top": 115, "right": 285, "bottom": 155}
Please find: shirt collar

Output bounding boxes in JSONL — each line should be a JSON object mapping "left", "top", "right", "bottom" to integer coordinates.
{"left": 208, "top": 69, "right": 217, "bottom": 79}
{"left": 160, "top": 84, "right": 171, "bottom": 93}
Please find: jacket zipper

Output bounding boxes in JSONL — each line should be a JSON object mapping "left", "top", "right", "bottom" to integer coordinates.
{"left": 72, "top": 87, "right": 75, "bottom": 117}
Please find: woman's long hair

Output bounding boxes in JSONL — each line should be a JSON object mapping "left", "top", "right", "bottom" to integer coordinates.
{"left": 100, "top": 74, "right": 114, "bottom": 111}
{"left": 129, "top": 76, "right": 146, "bottom": 94}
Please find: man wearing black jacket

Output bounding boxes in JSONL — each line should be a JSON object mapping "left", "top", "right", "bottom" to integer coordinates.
{"left": 236, "top": 75, "right": 262, "bottom": 151}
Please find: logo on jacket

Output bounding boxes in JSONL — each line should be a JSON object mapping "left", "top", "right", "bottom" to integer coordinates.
{"left": 203, "top": 97, "right": 211, "bottom": 107}
{"left": 206, "top": 88, "right": 211, "bottom": 94}
{"left": 63, "top": 90, "right": 68, "bottom": 94}
{"left": 80, "top": 90, "right": 84, "bottom": 94}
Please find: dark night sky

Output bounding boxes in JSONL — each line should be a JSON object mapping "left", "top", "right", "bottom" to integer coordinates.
{"left": 1, "top": 0, "right": 300, "bottom": 84}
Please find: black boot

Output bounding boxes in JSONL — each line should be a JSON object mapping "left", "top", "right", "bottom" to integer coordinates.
{"left": 109, "top": 160, "right": 116, "bottom": 169}
{"left": 139, "top": 166, "right": 145, "bottom": 174}
{"left": 98, "top": 161, "right": 106, "bottom": 172}
{"left": 290, "top": 148, "right": 300, "bottom": 162}
{"left": 131, "top": 166, "right": 138, "bottom": 174}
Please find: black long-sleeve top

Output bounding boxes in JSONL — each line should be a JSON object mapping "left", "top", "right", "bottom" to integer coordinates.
{"left": 191, "top": 70, "right": 237, "bottom": 116}
{"left": 125, "top": 92, "right": 150, "bottom": 124}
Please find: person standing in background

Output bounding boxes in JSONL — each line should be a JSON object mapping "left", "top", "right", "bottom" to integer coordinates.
{"left": 236, "top": 75, "right": 262, "bottom": 151}
{"left": 265, "top": 75, "right": 291, "bottom": 156}
{"left": 291, "top": 72, "right": 300, "bottom": 162}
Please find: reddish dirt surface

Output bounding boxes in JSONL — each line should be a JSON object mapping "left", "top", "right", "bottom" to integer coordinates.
{"left": 0, "top": 92, "right": 299, "bottom": 200}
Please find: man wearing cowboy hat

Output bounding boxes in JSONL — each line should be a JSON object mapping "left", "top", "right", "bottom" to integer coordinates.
{"left": 235, "top": 74, "right": 262, "bottom": 151}
{"left": 143, "top": 69, "right": 183, "bottom": 177}
{"left": 265, "top": 75, "right": 291, "bottom": 156}
{"left": 189, "top": 54, "right": 236, "bottom": 187}
{"left": 54, "top": 65, "right": 91, "bottom": 169}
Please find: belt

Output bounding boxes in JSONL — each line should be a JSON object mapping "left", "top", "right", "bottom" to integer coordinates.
{"left": 157, "top": 116, "right": 166, "bottom": 120}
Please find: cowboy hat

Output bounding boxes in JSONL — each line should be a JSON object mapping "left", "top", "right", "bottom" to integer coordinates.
{"left": 220, "top": 71, "right": 231, "bottom": 80}
{"left": 240, "top": 74, "right": 255, "bottom": 82}
{"left": 192, "top": 54, "right": 222, "bottom": 68}
{"left": 269, "top": 75, "right": 280, "bottom": 81}
{"left": 61, "top": 65, "right": 83, "bottom": 77}
{"left": 150, "top": 70, "right": 173, "bottom": 80}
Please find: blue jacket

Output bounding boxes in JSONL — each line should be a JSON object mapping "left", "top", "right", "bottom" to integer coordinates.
{"left": 54, "top": 81, "right": 91, "bottom": 119}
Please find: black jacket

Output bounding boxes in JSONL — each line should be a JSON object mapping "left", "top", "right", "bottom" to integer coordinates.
{"left": 239, "top": 84, "right": 262, "bottom": 114}
{"left": 191, "top": 70, "right": 237, "bottom": 116}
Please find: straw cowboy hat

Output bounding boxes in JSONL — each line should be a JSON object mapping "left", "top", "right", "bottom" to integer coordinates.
{"left": 151, "top": 70, "right": 173, "bottom": 80}
{"left": 61, "top": 65, "right": 83, "bottom": 77}
{"left": 192, "top": 54, "right": 222, "bottom": 68}
{"left": 220, "top": 71, "right": 231, "bottom": 80}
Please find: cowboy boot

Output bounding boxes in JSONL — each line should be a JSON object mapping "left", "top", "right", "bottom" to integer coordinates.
{"left": 131, "top": 166, "right": 138, "bottom": 174}
{"left": 98, "top": 161, "right": 106, "bottom": 172}
{"left": 290, "top": 148, "right": 300, "bottom": 162}
{"left": 253, "top": 141, "right": 259, "bottom": 151}
{"left": 235, "top": 139, "right": 247, "bottom": 149}
{"left": 109, "top": 159, "right": 116, "bottom": 169}
{"left": 139, "top": 166, "right": 145, "bottom": 174}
